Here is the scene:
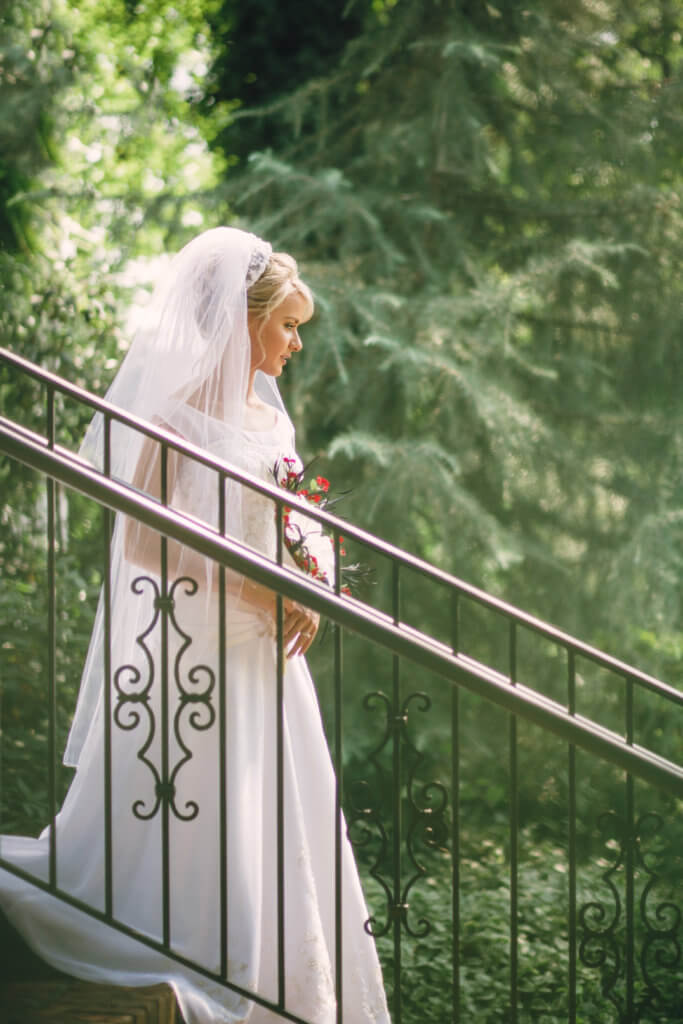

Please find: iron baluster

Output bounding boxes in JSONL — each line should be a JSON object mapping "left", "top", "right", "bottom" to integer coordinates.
{"left": 160, "top": 442, "right": 171, "bottom": 948}
{"left": 451, "top": 590, "right": 461, "bottom": 1024}
{"left": 46, "top": 384, "right": 57, "bottom": 890}
{"left": 333, "top": 530, "right": 344, "bottom": 1024}
{"left": 275, "top": 500, "right": 286, "bottom": 1010}
{"left": 103, "top": 413, "right": 113, "bottom": 919}
{"left": 567, "top": 647, "right": 577, "bottom": 1024}
{"left": 509, "top": 620, "right": 519, "bottom": 1024}
{"left": 391, "top": 560, "right": 402, "bottom": 1024}
{"left": 626, "top": 677, "right": 635, "bottom": 1022}
{"left": 218, "top": 471, "right": 228, "bottom": 979}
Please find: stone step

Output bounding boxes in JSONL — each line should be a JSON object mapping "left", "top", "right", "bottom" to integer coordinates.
{"left": 0, "top": 978, "right": 177, "bottom": 1023}
{"left": 0, "top": 910, "right": 179, "bottom": 1023}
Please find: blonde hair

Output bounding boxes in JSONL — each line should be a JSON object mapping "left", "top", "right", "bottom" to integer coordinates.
{"left": 246, "top": 251, "right": 314, "bottom": 323}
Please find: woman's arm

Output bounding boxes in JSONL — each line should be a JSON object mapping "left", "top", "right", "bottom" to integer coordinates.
{"left": 123, "top": 434, "right": 318, "bottom": 655}
{"left": 123, "top": 431, "right": 184, "bottom": 575}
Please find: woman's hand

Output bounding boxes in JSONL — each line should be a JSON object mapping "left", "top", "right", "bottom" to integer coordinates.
{"left": 282, "top": 597, "right": 320, "bottom": 658}
{"left": 236, "top": 579, "right": 319, "bottom": 657}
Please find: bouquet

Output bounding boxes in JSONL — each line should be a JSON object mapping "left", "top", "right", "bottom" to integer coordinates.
{"left": 273, "top": 458, "right": 369, "bottom": 597}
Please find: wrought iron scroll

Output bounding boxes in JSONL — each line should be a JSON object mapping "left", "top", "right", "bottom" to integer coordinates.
{"left": 347, "top": 690, "right": 392, "bottom": 938}
{"left": 638, "top": 813, "right": 682, "bottom": 1019}
{"left": 402, "top": 692, "right": 449, "bottom": 939}
{"left": 347, "top": 687, "right": 448, "bottom": 940}
{"left": 113, "top": 574, "right": 216, "bottom": 822}
{"left": 578, "top": 809, "right": 682, "bottom": 1022}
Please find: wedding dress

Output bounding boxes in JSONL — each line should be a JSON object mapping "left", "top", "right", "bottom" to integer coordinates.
{"left": 0, "top": 406, "right": 390, "bottom": 1024}
{"left": 0, "top": 227, "right": 391, "bottom": 1024}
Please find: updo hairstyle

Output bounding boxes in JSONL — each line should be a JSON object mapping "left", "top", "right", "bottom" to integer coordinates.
{"left": 246, "top": 252, "right": 314, "bottom": 325}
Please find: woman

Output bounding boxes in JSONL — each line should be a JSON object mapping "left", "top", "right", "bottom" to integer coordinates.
{"left": 0, "top": 228, "right": 390, "bottom": 1023}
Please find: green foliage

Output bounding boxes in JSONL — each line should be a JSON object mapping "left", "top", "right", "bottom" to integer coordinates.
{"left": 55, "top": 0, "right": 226, "bottom": 253}
{"left": 202, "top": 0, "right": 369, "bottom": 158}
{"left": 0, "top": 0, "right": 224, "bottom": 833}
{"left": 362, "top": 831, "right": 683, "bottom": 1021}
{"left": 1, "top": 0, "right": 682, "bottom": 1015}
{"left": 223, "top": 0, "right": 683, "bottom": 683}
{"left": 0, "top": 0, "right": 76, "bottom": 251}
{"left": 0, "top": 539, "right": 97, "bottom": 832}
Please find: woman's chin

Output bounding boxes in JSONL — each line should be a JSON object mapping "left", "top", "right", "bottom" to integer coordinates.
{"left": 254, "top": 363, "right": 281, "bottom": 378}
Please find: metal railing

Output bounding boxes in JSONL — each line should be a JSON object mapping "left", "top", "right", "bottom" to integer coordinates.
{"left": 1, "top": 347, "right": 681, "bottom": 1023}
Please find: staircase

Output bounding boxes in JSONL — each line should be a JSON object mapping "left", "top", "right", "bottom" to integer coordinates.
{"left": 1, "top": 347, "right": 682, "bottom": 1023}
{"left": 0, "top": 910, "right": 177, "bottom": 1023}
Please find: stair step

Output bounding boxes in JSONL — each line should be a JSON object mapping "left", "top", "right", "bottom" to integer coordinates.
{"left": 0, "top": 979, "right": 177, "bottom": 1024}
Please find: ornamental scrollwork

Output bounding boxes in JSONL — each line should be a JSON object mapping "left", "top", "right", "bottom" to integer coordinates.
{"left": 578, "top": 808, "right": 681, "bottom": 1022}
{"left": 347, "top": 684, "right": 448, "bottom": 942}
{"left": 113, "top": 574, "right": 215, "bottom": 823}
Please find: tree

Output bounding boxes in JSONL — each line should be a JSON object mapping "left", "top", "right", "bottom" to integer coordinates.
{"left": 0, "top": 0, "right": 77, "bottom": 252}
{"left": 215, "top": 0, "right": 683, "bottom": 677}
{"left": 212, "top": 19, "right": 683, "bottom": 1015}
{"left": 0, "top": 0, "right": 224, "bottom": 832}
{"left": 201, "top": 0, "right": 368, "bottom": 159}
{"left": 2, "top": 5, "right": 680, "bottom": 1014}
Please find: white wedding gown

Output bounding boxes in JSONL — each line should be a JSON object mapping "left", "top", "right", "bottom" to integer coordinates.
{"left": 0, "top": 410, "right": 390, "bottom": 1024}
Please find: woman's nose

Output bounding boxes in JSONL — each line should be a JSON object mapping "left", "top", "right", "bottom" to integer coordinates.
{"left": 291, "top": 331, "right": 303, "bottom": 351}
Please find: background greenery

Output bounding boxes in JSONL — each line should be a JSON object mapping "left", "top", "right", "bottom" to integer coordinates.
{"left": 1, "top": 0, "right": 682, "bottom": 1020}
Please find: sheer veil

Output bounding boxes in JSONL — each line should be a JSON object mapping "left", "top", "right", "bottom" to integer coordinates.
{"left": 64, "top": 226, "right": 289, "bottom": 767}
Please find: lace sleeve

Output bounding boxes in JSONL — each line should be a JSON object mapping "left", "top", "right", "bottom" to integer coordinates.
{"left": 171, "top": 442, "right": 278, "bottom": 561}
{"left": 240, "top": 481, "right": 278, "bottom": 561}
{"left": 174, "top": 433, "right": 337, "bottom": 587}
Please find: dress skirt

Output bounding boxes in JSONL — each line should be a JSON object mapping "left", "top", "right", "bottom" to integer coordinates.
{"left": 0, "top": 605, "right": 389, "bottom": 1024}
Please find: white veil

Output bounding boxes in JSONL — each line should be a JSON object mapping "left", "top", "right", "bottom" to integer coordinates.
{"left": 64, "top": 226, "right": 288, "bottom": 767}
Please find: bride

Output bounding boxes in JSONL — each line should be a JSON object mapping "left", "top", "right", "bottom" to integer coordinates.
{"left": 0, "top": 227, "right": 390, "bottom": 1024}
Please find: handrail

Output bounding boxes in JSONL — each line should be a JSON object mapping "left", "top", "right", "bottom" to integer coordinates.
{"left": 1, "top": 345, "right": 680, "bottom": 706}
{"left": 2, "top": 416, "right": 682, "bottom": 799}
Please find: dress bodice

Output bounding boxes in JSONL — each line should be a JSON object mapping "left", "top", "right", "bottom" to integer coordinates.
{"left": 172, "top": 407, "right": 334, "bottom": 584}
{"left": 219, "top": 415, "right": 295, "bottom": 563}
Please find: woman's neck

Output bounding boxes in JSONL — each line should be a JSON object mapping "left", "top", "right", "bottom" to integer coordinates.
{"left": 243, "top": 399, "right": 278, "bottom": 431}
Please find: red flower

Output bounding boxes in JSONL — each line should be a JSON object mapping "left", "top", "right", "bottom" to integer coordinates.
{"left": 273, "top": 458, "right": 364, "bottom": 598}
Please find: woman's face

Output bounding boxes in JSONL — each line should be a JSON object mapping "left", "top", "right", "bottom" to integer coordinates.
{"left": 248, "top": 290, "right": 312, "bottom": 377}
